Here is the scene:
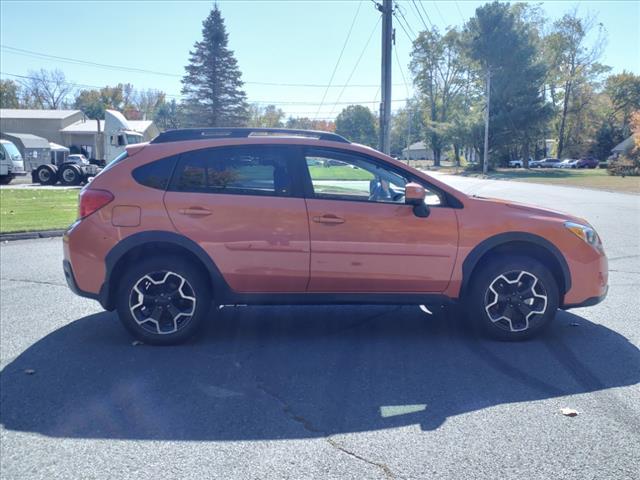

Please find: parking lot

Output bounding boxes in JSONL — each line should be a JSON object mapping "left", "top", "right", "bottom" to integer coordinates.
{"left": 1, "top": 175, "right": 639, "bottom": 479}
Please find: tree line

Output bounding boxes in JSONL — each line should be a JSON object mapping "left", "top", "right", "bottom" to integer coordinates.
{"left": 1, "top": 2, "right": 638, "bottom": 168}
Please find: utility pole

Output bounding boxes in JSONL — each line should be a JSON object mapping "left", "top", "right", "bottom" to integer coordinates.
{"left": 482, "top": 67, "right": 491, "bottom": 175}
{"left": 377, "top": 0, "right": 393, "bottom": 154}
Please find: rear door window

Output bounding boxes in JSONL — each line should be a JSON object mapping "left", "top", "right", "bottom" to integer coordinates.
{"left": 169, "top": 146, "right": 293, "bottom": 197}
{"left": 132, "top": 155, "right": 178, "bottom": 190}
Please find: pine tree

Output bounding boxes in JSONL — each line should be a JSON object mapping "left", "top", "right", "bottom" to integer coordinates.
{"left": 181, "top": 5, "right": 248, "bottom": 127}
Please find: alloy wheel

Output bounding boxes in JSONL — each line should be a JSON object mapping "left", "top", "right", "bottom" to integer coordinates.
{"left": 484, "top": 270, "right": 548, "bottom": 332}
{"left": 129, "top": 271, "right": 197, "bottom": 335}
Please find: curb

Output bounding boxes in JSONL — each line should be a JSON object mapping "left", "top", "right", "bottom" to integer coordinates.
{"left": 0, "top": 229, "right": 66, "bottom": 242}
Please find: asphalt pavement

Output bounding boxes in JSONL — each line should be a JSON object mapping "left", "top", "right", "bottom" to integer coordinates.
{"left": 1, "top": 175, "right": 639, "bottom": 479}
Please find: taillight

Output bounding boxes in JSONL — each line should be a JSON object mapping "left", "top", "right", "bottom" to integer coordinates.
{"left": 78, "top": 188, "right": 114, "bottom": 219}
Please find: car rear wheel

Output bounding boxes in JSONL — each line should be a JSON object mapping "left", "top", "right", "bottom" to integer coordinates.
{"left": 116, "top": 256, "right": 211, "bottom": 345}
{"left": 467, "top": 255, "right": 559, "bottom": 340}
{"left": 35, "top": 164, "right": 58, "bottom": 185}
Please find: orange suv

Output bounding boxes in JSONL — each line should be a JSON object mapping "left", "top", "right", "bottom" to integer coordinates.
{"left": 62, "top": 128, "right": 608, "bottom": 344}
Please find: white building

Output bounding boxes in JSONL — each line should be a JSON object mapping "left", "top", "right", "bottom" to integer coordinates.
{"left": 401, "top": 141, "right": 433, "bottom": 160}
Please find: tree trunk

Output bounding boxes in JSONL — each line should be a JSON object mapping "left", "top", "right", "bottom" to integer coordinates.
{"left": 454, "top": 144, "right": 460, "bottom": 166}
{"left": 557, "top": 79, "right": 572, "bottom": 159}
{"left": 523, "top": 139, "right": 530, "bottom": 169}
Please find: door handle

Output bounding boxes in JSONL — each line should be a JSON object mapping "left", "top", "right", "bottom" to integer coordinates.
{"left": 179, "top": 207, "right": 212, "bottom": 217}
{"left": 313, "top": 214, "right": 345, "bottom": 224}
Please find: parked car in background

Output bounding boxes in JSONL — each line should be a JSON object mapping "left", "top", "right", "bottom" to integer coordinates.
{"left": 576, "top": 157, "right": 598, "bottom": 169}
{"left": 63, "top": 127, "right": 608, "bottom": 345}
{"left": 0, "top": 139, "right": 26, "bottom": 185}
{"left": 557, "top": 159, "right": 578, "bottom": 169}
{"left": 508, "top": 159, "right": 523, "bottom": 168}
{"left": 531, "top": 158, "right": 560, "bottom": 168}
{"left": 508, "top": 157, "right": 532, "bottom": 168}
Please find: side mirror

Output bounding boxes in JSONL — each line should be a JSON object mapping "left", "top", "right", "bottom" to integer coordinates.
{"left": 405, "top": 182, "right": 426, "bottom": 205}
{"left": 405, "top": 182, "right": 430, "bottom": 218}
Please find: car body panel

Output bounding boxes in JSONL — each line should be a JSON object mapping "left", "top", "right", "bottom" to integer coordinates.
{"left": 164, "top": 191, "right": 311, "bottom": 292}
{"left": 305, "top": 198, "right": 458, "bottom": 292}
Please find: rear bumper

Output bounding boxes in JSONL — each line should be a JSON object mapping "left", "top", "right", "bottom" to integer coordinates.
{"left": 63, "top": 260, "right": 100, "bottom": 302}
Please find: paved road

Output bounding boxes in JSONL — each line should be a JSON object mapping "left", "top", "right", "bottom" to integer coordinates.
{"left": 1, "top": 176, "right": 639, "bottom": 479}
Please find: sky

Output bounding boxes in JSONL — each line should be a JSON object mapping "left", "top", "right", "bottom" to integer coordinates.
{"left": 1, "top": 0, "right": 639, "bottom": 120}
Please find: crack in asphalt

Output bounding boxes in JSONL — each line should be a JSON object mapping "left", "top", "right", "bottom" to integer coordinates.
{"left": 0, "top": 277, "right": 66, "bottom": 287}
{"left": 256, "top": 382, "right": 395, "bottom": 479}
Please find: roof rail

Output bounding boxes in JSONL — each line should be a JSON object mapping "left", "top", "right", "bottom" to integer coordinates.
{"left": 150, "top": 128, "right": 350, "bottom": 144}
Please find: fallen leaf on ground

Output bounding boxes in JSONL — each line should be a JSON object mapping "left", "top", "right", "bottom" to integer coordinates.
{"left": 560, "top": 408, "right": 579, "bottom": 417}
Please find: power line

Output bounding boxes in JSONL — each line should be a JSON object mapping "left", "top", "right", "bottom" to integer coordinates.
{"left": 314, "top": 1, "right": 363, "bottom": 120}
{"left": 327, "top": 16, "right": 382, "bottom": 118}
{"left": 394, "top": 10, "right": 415, "bottom": 44}
{"left": 454, "top": 1, "right": 466, "bottom": 23}
{"left": 1, "top": 70, "right": 410, "bottom": 107}
{"left": 394, "top": 3, "right": 417, "bottom": 38}
{"left": 410, "top": 0, "right": 431, "bottom": 31}
{"left": 1, "top": 44, "right": 404, "bottom": 89}
{"left": 393, "top": 43, "right": 411, "bottom": 99}
{"left": 417, "top": 1, "right": 435, "bottom": 29}
{"left": 430, "top": 1, "right": 447, "bottom": 25}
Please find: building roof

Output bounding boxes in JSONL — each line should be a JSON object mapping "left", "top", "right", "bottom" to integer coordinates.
{"left": 49, "top": 142, "right": 70, "bottom": 152}
{"left": 402, "top": 141, "right": 427, "bottom": 152}
{"left": 0, "top": 109, "right": 82, "bottom": 120}
{"left": 60, "top": 119, "right": 102, "bottom": 134}
{"left": 1, "top": 132, "right": 50, "bottom": 149}
{"left": 60, "top": 119, "right": 154, "bottom": 134}
{"left": 612, "top": 135, "right": 636, "bottom": 153}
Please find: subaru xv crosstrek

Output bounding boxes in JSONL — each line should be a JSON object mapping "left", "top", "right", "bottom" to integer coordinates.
{"left": 63, "top": 128, "right": 608, "bottom": 345}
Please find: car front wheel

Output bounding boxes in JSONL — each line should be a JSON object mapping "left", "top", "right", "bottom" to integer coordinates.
{"left": 116, "top": 256, "right": 211, "bottom": 345}
{"left": 467, "top": 255, "right": 559, "bottom": 340}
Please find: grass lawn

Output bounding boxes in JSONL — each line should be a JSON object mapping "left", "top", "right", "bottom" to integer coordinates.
{"left": 0, "top": 189, "right": 78, "bottom": 233}
{"left": 461, "top": 168, "right": 640, "bottom": 194}
{"left": 308, "top": 165, "right": 373, "bottom": 180}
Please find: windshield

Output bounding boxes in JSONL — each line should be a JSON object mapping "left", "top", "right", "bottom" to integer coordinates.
{"left": 2, "top": 142, "right": 22, "bottom": 160}
{"left": 126, "top": 134, "right": 143, "bottom": 145}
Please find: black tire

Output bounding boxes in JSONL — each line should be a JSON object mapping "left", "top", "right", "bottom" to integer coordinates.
{"left": 466, "top": 255, "right": 559, "bottom": 340}
{"left": 0, "top": 174, "right": 14, "bottom": 185}
{"left": 59, "top": 164, "right": 82, "bottom": 186}
{"left": 35, "top": 164, "right": 58, "bottom": 185}
{"left": 115, "top": 256, "right": 211, "bottom": 345}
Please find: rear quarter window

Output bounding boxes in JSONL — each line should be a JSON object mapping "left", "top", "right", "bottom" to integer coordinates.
{"left": 132, "top": 156, "right": 179, "bottom": 190}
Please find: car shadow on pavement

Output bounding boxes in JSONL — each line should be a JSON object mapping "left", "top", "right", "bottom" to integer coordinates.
{"left": 1, "top": 305, "right": 639, "bottom": 440}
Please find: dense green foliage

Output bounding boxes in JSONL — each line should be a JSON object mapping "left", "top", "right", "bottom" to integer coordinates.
{"left": 401, "top": 1, "right": 640, "bottom": 167}
{"left": 335, "top": 105, "right": 378, "bottom": 147}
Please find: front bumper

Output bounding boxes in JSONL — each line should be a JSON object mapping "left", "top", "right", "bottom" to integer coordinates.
{"left": 562, "top": 285, "right": 608, "bottom": 309}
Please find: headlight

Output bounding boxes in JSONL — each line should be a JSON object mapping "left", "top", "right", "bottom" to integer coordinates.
{"left": 564, "top": 221, "right": 601, "bottom": 248}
